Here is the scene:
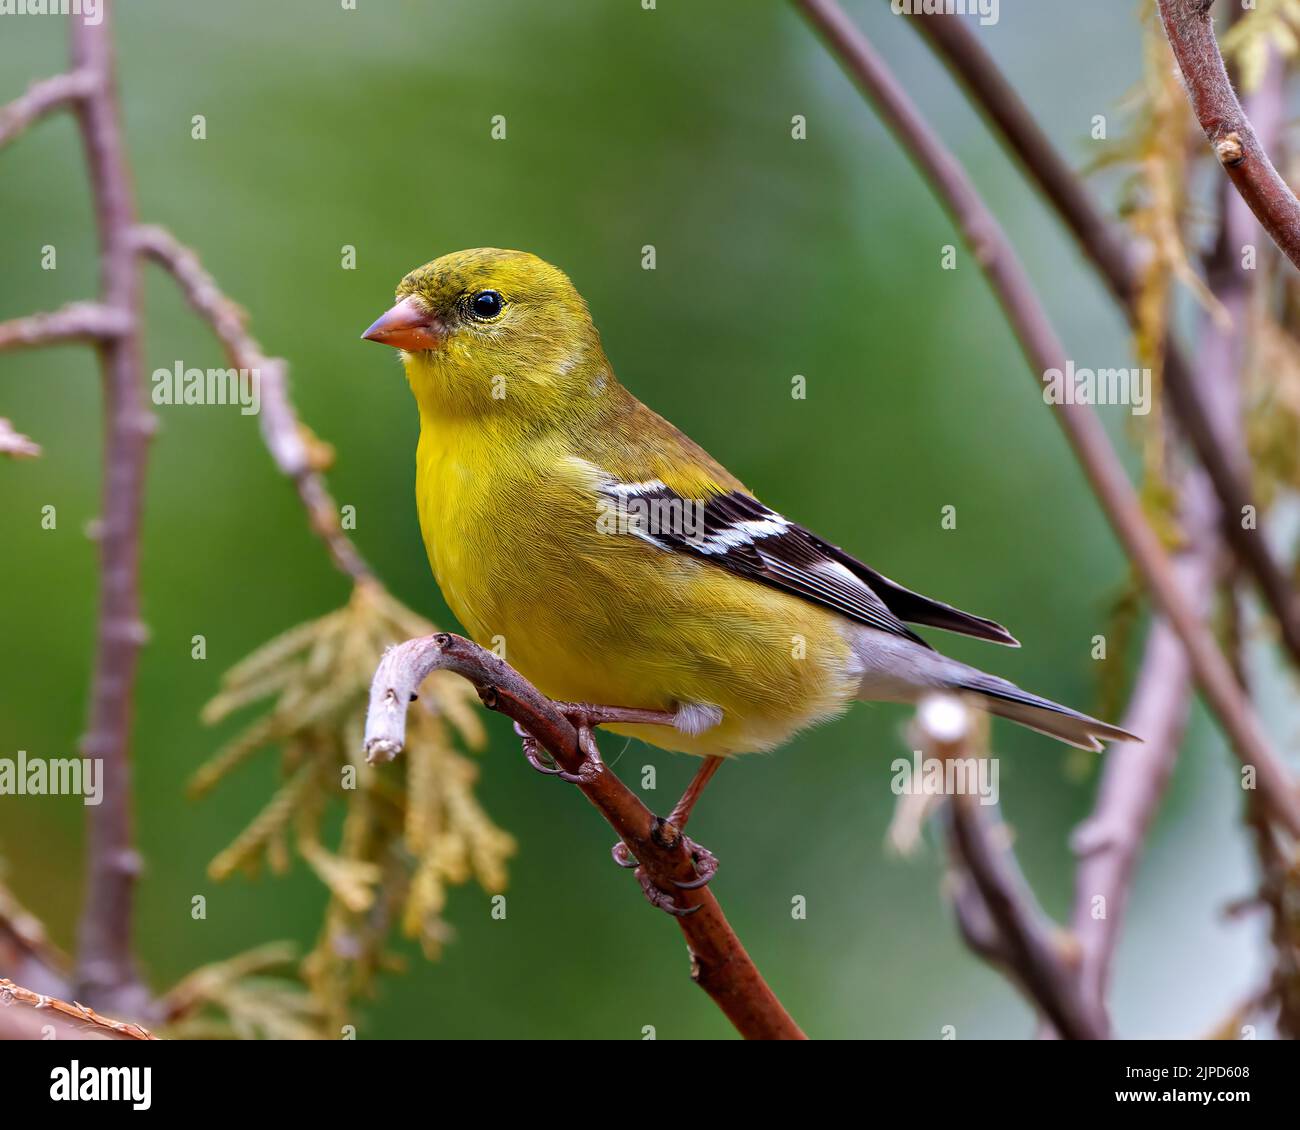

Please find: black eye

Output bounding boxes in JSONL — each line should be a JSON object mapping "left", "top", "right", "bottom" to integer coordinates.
{"left": 470, "top": 290, "right": 503, "bottom": 319}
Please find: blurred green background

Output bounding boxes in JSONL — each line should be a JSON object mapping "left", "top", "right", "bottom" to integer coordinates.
{"left": 0, "top": 0, "right": 1285, "bottom": 1038}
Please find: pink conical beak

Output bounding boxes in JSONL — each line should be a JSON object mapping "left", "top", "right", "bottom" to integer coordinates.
{"left": 361, "top": 295, "right": 445, "bottom": 351}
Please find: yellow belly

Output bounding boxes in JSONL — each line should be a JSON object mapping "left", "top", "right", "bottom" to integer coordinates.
{"left": 414, "top": 421, "right": 859, "bottom": 756}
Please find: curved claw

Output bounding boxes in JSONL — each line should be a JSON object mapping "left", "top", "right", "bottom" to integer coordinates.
{"left": 515, "top": 721, "right": 603, "bottom": 783}
{"left": 670, "top": 837, "right": 719, "bottom": 890}
{"left": 636, "top": 868, "right": 701, "bottom": 917}
{"left": 517, "top": 728, "right": 566, "bottom": 777}
{"left": 552, "top": 725, "right": 603, "bottom": 784}
{"left": 611, "top": 841, "right": 639, "bottom": 869}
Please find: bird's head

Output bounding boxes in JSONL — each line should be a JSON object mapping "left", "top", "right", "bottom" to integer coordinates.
{"left": 363, "top": 248, "right": 612, "bottom": 423}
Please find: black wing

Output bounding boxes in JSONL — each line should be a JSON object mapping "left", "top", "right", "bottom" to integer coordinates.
{"left": 599, "top": 481, "right": 1019, "bottom": 648}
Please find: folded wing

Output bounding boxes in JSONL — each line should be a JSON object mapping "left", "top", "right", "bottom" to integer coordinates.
{"left": 597, "top": 478, "right": 1018, "bottom": 648}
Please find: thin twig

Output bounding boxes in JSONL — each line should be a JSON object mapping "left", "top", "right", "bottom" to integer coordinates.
{"left": 364, "top": 633, "right": 806, "bottom": 1041}
{"left": 0, "top": 301, "right": 130, "bottom": 351}
{"left": 67, "top": 3, "right": 155, "bottom": 1020}
{"left": 913, "top": 696, "right": 1108, "bottom": 1040}
{"left": 794, "top": 0, "right": 1300, "bottom": 837}
{"left": 906, "top": 7, "right": 1300, "bottom": 670}
{"left": 0, "top": 69, "right": 95, "bottom": 149}
{"left": 0, "top": 979, "right": 157, "bottom": 1041}
{"left": 1157, "top": 0, "right": 1300, "bottom": 271}
{"left": 133, "top": 224, "right": 372, "bottom": 583}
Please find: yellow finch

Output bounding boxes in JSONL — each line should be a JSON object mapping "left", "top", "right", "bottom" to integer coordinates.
{"left": 363, "top": 248, "right": 1135, "bottom": 762}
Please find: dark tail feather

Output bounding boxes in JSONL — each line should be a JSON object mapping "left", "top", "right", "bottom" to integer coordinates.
{"left": 819, "top": 544, "right": 1021, "bottom": 647}
{"left": 955, "top": 672, "right": 1139, "bottom": 752}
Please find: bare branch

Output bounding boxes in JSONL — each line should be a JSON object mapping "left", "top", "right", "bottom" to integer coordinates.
{"left": 0, "top": 418, "right": 41, "bottom": 459}
{"left": 364, "top": 633, "right": 806, "bottom": 1041}
{"left": 1157, "top": 0, "right": 1300, "bottom": 271}
{"left": 133, "top": 224, "right": 372, "bottom": 583}
{"left": 1069, "top": 477, "right": 1216, "bottom": 1019}
{"left": 0, "top": 301, "right": 130, "bottom": 351}
{"left": 906, "top": 7, "right": 1300, "bottom": 670}
{"left": 794, "top": 0, "right": 1300, "bottom": 837}
{"left": 1069, "top": 43, "right": 1287, "bottom": 1028}
{"left": 0, "top": 979, "right": 157, "bottom": 1041}
{"left": 67, "top": 3, "right": 155, "bottom": 1020}
{"left": 912, "top": 696, "right": 1108, "bottom": 1040}
{"left": 0, "top": 70, "right": 95, "bottom": 150}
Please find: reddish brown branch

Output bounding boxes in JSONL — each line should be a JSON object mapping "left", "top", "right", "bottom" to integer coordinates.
{"left": 0, "top": 301, "right": 130, "bottom": 351}
{"left": 67, "top": 3, "right": 154, "bottom": 1020}
{"left": 795, "top": 0, "right": 1300, "bottom": 837}
{"left": 907, "top": 8, "right": 1300, "bottom": 670}
{"left": 1157, "top": 0, "right": 1300, "bottom": 271}
{"left": 0, "top": 979, "right": 157, "bottom": 1041}
{"left": 364, "top": 633, "right": 805, "bottom": 1041}
{"left": 0, "top": 69, "right": 94, "bottom": 149}
{"left": 133, "top": 224, "right": 372, "bottom": 583}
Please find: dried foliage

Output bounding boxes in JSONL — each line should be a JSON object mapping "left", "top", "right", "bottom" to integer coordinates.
{"left": 1245, "top": 318, "right": 1300, "bottom": 511}
{"left": 1222, "top": 0, "right": 1300, "bottom": 92}
{"left": 159, "top": 943, "right": 324, "bottom": 1040}
{"left": 194, "top": 581, "right": 515, "bottom": 1028}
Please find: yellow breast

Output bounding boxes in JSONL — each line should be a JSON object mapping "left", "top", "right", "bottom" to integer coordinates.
{"left": 414, "top": 416, "right": 859, "bottom": 756}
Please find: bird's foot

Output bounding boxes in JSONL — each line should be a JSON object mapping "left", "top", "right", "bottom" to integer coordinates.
{"left": 617, "top": 828, "right": 718, "bottom": 890}
{"left": 611, "top": 821, "right": 718, "bottom": 916}
{"left": 513, "top": 720, "right": 602, "bottom": 784}
{"left": 635, "top": 867, "right": 701, "bottom": 917}
{"left": 670, "top": 836, "right": 719, "bottom": 890}
{"left": 514, "top": 703, "right": 674, "bottom": 784}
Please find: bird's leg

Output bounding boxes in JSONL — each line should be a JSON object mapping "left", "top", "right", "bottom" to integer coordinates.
{"left": 668, "top": 755, "right": 724, "bottom": 831}
{"left": 555, "top": 702, "right": 680, "bottom": 730}
{"left": 652, "top": 756, "right": 723, "bottom": 890}
{"left": 614, "top": 755, "right": 724, "bottom": 904}
{"left": 531, "top": 702, "right": 722, "bottom": 913}
{"left": 514, "top": 702, "right": 672, "bottom": 785}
